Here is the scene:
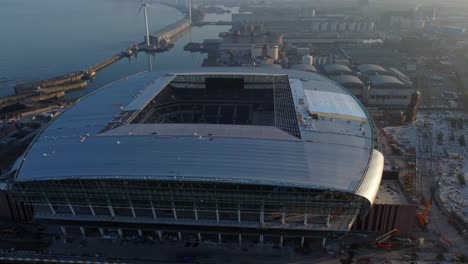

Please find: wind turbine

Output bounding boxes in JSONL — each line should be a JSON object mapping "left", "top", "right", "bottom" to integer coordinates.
{"left": 148, "top": 53, "right": 154, "bottom": 71}
{"left": 138, "top": 0, "right": 152, "bottom": 47}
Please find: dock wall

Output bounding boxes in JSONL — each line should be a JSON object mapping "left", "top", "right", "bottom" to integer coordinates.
{"left": 148, "top": 19, "right": 192, "bottom": 44}
{"left": 91, "top": 54, "right": 124, "bottom": 73}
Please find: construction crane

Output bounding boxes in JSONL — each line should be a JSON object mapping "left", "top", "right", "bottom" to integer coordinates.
{"left": 417, "top": 173, "right": 443, "bottom": 228}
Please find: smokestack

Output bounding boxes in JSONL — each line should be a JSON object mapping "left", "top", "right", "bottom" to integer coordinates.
{"left": 432, "top": 8, "right": 437, "bottom": 21}
{"left": 187, "top": 0, "right": 192, "bottom": 21}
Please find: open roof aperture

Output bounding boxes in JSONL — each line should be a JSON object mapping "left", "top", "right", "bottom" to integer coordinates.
{"left": 103, "top": 74, "right": 302, "bottom": 138}
{"left": 132, "top": 75, "right": 275, "bottom": 126}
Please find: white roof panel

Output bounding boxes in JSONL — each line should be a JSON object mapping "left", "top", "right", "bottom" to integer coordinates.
{"left": 304, "top": 90, "right": 367, "bottom": 120}
{"left": 124, "top": 74, "right": 176, "bottom": 111}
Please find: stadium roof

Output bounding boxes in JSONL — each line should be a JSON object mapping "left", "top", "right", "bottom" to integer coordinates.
{"left": 329, "top": 75, "right": 364, "bottom": 86}
{"left": 12, "top": 68, "right": 383, "bottom": 206}
{"left": 357, "top": 64, "right": 387, "bottom": 74}
{"left": 323, "top": 64, "right": 353, "bottom": 74}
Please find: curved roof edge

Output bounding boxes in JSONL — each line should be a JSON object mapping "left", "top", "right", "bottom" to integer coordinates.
{"left": 324, "top": 64, "right": 352, "bottom": 73}
{"left": 367, "top": 75, "right": 405, "bottom": 86}
{"left": 357, "top": 64, "right": 387, "bottom": 73}
{"left": 329, "top": 75, "right": 364, "bottom": 85}
{"left": 355, "top": 149, "right": 384, "bottom": 207}
{"left": 11, "top": 174, "right": 366, "bottom": 193}
{"left": 12, "top": 147, "right": 383, "bottom": 200}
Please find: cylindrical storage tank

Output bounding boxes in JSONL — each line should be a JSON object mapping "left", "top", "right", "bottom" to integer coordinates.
{"left": 267, "top": 45, "right": 279, "bottom": 60}
{"left": 320, "top": 22, "right": 329, "bottom": 31}
{"left": 348, "top": 22, "right": 356, "bottom": 31}
{"left": 338, "top": 22, "right": 347, "bottom": 31}
{"left": 249, "top": 24, "right": 255, "bottom": 33}
{"left": 297, "top": 47, "right": 310, "bottom": 56}
{"left": 251, "top": 45, "right": 263, "bottom": 59}
{"left": 277, "top": 34, "right": 283, "bottom": 45}
{"left": 330, "top": 22, "right": 338, "bottom": 31}
{"left": 242, "top": 24, "right": 249, "bottom": 33}
{"left": 301, "top": 55, "right": 314, "bottom": 65}
{"left": 368, "top": 21, "right": 375, "bottom": 31}
{"left": 312, "top": 9, "right": 316, "bottom": 17}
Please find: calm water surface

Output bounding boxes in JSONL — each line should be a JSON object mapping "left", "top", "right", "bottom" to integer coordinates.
{"left": 0, "top": 0, "right": 235, "bottom": 97}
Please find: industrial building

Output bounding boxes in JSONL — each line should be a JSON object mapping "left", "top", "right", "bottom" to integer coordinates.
{"left": 232, "top": 13, "right": 375, "bottom": 35}
{"left": 7, "top": 68, "right": 391, "bottom": 247}
{"left": 250, "top": 44, "right": 279, "bottom": 61}
{"left": 329, "top": 75, "right": 367, "bottom": 102}
{"left": 366, "top": 75, "right": 413, "bottom": 107}
{"left": 321, "top": 64, "right": 416, "bottom": 110}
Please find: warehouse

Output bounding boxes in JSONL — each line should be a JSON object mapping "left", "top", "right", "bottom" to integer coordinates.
{"left": 329, "top": 74, "right": 368, "bottom": 101}
{"left": 366, "top": 75, "right": 413, "bottom": 107}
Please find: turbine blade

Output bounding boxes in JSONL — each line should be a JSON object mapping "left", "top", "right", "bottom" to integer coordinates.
{"left": 137, "top": 5, "right": 143, "bottom": 15}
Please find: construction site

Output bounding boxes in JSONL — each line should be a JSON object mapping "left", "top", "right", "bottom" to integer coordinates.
{"left": 384, "top": 112, "right": 468, "bottom": 232}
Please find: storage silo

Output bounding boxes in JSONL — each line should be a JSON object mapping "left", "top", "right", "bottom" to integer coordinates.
{"left": 251, "top": 44, "right": 263, "bottom": 59}
{"left": 330, "top": 22, "right": 338, "bottom": 32}
{"left": 297, "top": 47, "right": 310, "bottom": 56}
{"left": 348, "top": 22, "right": 356, "bottom": 31}
{"left": 267, "top": 45, "right": 279, "bottom": 60}
{"left": 301, "top": 55, "right": 314, "bottom": 65}
{"left": 277, "top": 34, "right": 283, "bottom": 45}
{"left": 242, "top": 24, "right": 249, "bottom": 34}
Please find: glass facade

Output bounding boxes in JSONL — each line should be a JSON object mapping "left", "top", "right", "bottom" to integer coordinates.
{"left": 11, "top": 179, "right": 366, "bottom": 231}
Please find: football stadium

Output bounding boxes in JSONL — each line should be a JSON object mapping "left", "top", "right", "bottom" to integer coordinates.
{"left": 8, "top": 68, "right": 384, "bottom": 245}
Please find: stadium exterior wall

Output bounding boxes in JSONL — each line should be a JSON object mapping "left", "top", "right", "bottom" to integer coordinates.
{"left": 10, "top": 180, "right": 368, "bottom": 233}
